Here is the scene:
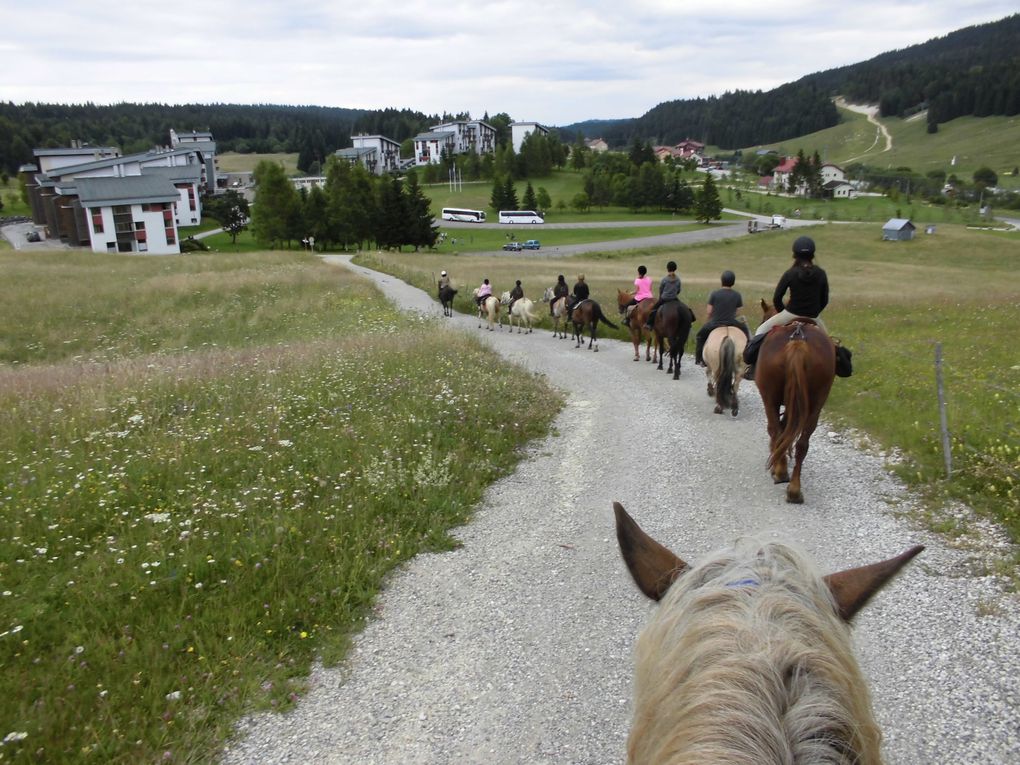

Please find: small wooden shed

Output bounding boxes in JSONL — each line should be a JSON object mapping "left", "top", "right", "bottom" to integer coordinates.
{"left": 882, "top": 218, "right": 916, "bottom": 241}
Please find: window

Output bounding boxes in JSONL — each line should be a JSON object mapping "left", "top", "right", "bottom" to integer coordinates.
{"left": 91, "top": 208, "right": 104, "bottom": 234}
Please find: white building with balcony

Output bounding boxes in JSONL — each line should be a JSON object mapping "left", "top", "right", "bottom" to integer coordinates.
{"left": 413, "top": 120, "right": 496, "bottom": 166}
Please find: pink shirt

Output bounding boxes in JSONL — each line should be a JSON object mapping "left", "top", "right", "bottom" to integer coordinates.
{"left": 634, "top": 275, "right": 654, "bottom": 301}
{"left": 478, "top": 283, "right": 492, "bottom": 298}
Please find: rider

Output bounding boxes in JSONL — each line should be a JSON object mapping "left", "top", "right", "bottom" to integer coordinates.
{"left": 508, "top": 279, "right": 524, "bottom": 314}
{"left": 644, "top": 260, "right": 682, "bottom": 329}
{"left": 551, "top": 274, "right": 569, "bottom": 316}
{"left": 568, "top": 273, "right": 590, "bottom": 314}
{"left": 475, "top": 278, "right": 493, "bottom": 307}
{"left": 743, "top": 236, "right": 829, "bottom": 378}
{"left": 438, "top": 269, "right": 450, "bottom": 292}
{"left": 694, "top": 270, "right": 750, "bottom": 366}
{"left": 623, "top": 265, "right": 653, "bottom": 327}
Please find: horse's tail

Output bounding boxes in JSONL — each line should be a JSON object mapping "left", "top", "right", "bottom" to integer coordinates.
{"left": 768, "top": 339, "right": 812, "bottom": 469}
{"left": 595, "top": 304, "right": 619, "bottom": 329}
{"left": 717, "top": 335, "right": 736, "bottom": 402}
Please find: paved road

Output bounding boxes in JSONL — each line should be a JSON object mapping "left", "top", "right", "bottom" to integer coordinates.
{"left": 222, "top": 256, "right": 1019, "bottom": 765}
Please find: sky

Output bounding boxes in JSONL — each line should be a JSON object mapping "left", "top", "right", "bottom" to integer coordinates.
{"left": 2, "top": 1, "right": 1016, "bottom": 127}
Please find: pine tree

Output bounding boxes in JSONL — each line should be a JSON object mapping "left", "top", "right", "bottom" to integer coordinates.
{"left": 694, "top": 174, "right": 722, "bottom": 223}
{"left": 404, "top": 173, "right": 438, "bottom": 251}
{"left": 503, "top": 176, "right": 519, "bottom": 210}
{"left": 522, "top": 182, "right": 537, "bottom": 212}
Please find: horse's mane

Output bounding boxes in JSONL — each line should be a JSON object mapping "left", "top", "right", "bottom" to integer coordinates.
{"left": 630, "top": 538, "right": 882, "bottom": 764}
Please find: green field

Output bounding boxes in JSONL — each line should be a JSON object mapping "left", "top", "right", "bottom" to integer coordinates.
{"left": 738, "top": 107, "right": 1020, "bottom": 188}
{"left": 216, "top": 152, "right": 301, "bottom": 176}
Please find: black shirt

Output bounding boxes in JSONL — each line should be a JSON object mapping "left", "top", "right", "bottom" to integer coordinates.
{"left": 573, "top": 281, "right": 590, "bottom": 300}
{"left": 774, "top": 264, "right": 829, "bottom": 317}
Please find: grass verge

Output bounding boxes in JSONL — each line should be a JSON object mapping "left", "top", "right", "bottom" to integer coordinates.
{"left": 0, "top": 252, "right": 562, "bottom": 762}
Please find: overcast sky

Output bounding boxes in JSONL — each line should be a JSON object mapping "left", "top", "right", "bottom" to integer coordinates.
{"left": 2, "top": 1, "right": 1015, "bottom": 126}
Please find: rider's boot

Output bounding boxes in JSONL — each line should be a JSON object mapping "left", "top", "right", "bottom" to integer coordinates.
{"left": 743, "top": 363, "right": 755, "bottom": 381}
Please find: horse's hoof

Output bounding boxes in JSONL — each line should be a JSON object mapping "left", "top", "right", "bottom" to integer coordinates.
{"left": 713, "top": 405, "right": 723, "bottom": 414}
{"left": 731, "top": 408, "right": 738, "bottom": 418}
{"left": 773, "top": 474, "right": 790, "bottom": 485}
{"left": 786, "top": 490, "right": 804, "bottom": 504}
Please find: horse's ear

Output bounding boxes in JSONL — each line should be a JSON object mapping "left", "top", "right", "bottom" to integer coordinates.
{"left": 824, "top": 545, "right": 924, "bottom": 621}
{"left": 760, "top": 298, "right": 768, "bottom": 312}
{"left": 614, "top": 502, "right": 688, "bottom": 601}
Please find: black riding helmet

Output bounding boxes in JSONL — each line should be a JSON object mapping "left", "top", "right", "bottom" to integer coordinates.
{"left": 638, "top": 265, "right": 647, "bottom": 276}
{"left": 721, "top": 270, "right": 736, "bottom": 287}
{"left": 792, "top": 236, "right": 815, "bottom": 258}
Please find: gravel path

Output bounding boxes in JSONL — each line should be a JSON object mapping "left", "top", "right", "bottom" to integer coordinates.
{"left": 222, "top": 257, "right": 1019, "bottom": 765}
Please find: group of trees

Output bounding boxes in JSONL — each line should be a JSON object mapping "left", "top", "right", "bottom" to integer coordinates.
{"left": 250, "top": 158, "right": 436, "bottom": 251}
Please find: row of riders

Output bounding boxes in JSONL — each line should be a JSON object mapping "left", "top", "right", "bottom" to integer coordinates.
{"left": 439, "top": 235, "right": 850, "bottom": 503}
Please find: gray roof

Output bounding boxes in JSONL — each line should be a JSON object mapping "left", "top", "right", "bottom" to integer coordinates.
{"left": 75, "top": 176, "right": 180, "bottom": 206}
{"left": 414, "top": 130, "right": 455, "bottom": 141}
{"left": 34, "top": 146, "right": 119, "bottom": 157}
{"left": 44, "top": 147, "right": 204, "bottom": 179}
{"left": 336, "top": 147, "right": 376, "bottom": 158}
{"left": 142, "top": 164, "right": 203, "bottom": 183}
{"left": 883, "top": 218, "right": 916, "bottom": 230}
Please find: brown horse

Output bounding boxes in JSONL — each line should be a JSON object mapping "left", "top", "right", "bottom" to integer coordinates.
{"left": 754, "top": 301, "right": 836, "bottom": 503}
{"left": 617, "top": 289, "right": 658, "bottom": 363}
{"left": 703, "top": 326, "right": 748, "bottom": 416}
{"left": 570, "top": 299, "right": 618, "bottom": 351}
{"left": 653, "top": 300, "right": 695, "bottom": 380}
{"left": 614, "top": 501, "right": 924, "bottom": 765}
{"left": 438, "top": 285, "right": 457, "bottom": 317}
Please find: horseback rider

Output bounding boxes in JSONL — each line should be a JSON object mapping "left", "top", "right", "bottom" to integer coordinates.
{"left": 694, "top": 270, "right": 750, "bottom": 366}
{"left": 743, "top": 236, "right": 830, "bottom": 379}
{"left": 438, "top": 269, "right": 451, "bottom": 294}
{"left": 568, "top": 273, "right": 590, "bottom": 314}
{"left": 551, "top": 274, "right": 569, "bottom": 316}
{"left": 508, "top": 279, "right": 524, "bottom": 314}
{"left": 623, "top": 265, "right": 653, "bottom": 327}
{"left": 476, "top": 278, "right": 493, "bottom": 307}
{"left": 644, "top": 260, "right": 682, "bottom": 329}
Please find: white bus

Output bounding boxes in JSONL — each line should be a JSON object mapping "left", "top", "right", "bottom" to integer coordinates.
{"left": 498, "top": 210, "right": 544, "bottom": 224}
{"left": 441, "top": 208, "right": 486, "bottom": 223}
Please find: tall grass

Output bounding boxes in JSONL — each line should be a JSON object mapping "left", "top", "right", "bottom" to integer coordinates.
{"left": 357, "top": 223, "right": 1020, "bottom": 543}
{"left": 0, "top": 252, "right": 562, "bottom": 762}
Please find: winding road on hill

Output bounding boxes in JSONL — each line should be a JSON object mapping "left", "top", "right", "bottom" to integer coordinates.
{"left": 838, "top": 98, "right": 894, "bottom": 164}
{"left": 221, "top": 250, "right": 1019, "bottom": 765}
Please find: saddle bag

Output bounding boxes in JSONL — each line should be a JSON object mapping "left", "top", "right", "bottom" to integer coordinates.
{"left": 835, "top": 342, "right": 853, "bottom": 378}
{"left": 743, "top": 332, "right": 766, "bottom": 365}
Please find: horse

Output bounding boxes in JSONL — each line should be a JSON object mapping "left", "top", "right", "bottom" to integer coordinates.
{"left": 754, "top": 301, "right": 836, "bottom": 503}
{"left": 473, "top": 289, "right": 501, "bottom": 331}
{"left": 652, "top": 300, "right": 694, "bottom": 380}
{"left": 617, "top": 289, "right": 658, "bottom": 363}
{"left": 570, "top": 298, "right": 617, "bottom": 351}
{"left": 543, "top": 286, "right": 570, "bottom": 339}
{"left": 499, "top": 291, "right": 540, "bottom": 334}
{"left": 438, "top": 285, "right": 457, "bottom": 317}
{"left": 703, "top": 326, "right": 748, "bottom": 416}
{"left": 613, "top": 501, "right": 924, "bottom": 765}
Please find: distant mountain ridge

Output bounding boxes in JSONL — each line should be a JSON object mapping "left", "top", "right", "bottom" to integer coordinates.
{"left": 557, "top": 13, "right": 1020, "bottom": 149}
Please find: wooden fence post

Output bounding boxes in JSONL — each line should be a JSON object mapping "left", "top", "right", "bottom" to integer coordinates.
{"left": 934, "top": 342, "right": 952, "bottom": 479}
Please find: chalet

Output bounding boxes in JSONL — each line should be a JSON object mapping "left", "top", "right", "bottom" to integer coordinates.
{"left": 823, "top": 179, "right": 856, "bottom": 199}
{"left": 413, "top": 120, "right": 496, "bottom": 166}
{"left": 77, "top": 176, "right": 182, "bottom": 254}
{"left": 882, "top": 218, "right": 916, "bottom": 241}
{"left": 674, "top": 138, "right": 704, "bottom": 159}
{"left": 771, "top": 157, "right": 799, "bottom": 193}
{"left": 820, "top": 163, "right": 847, "bottom": 184}
{"left": 584, "top": 138, "right": 609, "bottom": 152}
{"left": 336, "top": 134, "right": 402, "bottom": 175}
{"left": 510, "top": 122, "right": 548, "bottom": 154}
{"left": 653, "top": 146, "right": 680, "bottom": 162}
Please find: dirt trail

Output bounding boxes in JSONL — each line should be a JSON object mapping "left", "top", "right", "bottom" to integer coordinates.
{"left": 837, "top": 98, "right": 893, "bottom": 163}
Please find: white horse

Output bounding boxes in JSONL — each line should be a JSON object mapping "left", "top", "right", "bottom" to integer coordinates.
{"left": 614, "top": 501, "right": 924, "bottom": 765}
{"left": 499, "top": 291, "right": 539, "bottom": 334}
{"left": 473, "top": 289, "right": 501, "bottom": 331}
{"left": 542, "top": 286, "right": 570, "bottom": 339}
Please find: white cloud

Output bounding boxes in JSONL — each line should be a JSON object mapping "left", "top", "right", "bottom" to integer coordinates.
{"left": 1, "top": 1, "right": 1015, "bottom": 124}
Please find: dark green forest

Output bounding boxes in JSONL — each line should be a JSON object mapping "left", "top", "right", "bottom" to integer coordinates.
{"left": 1, "top": 14, "right": 1016, "bottom": 173}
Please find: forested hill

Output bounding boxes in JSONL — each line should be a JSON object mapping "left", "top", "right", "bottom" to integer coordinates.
{"left": 565, "top": 13, "right": 1019, "bottom": 149}
{"left": 0, "top": 102, "right": 445, "bottom": 176}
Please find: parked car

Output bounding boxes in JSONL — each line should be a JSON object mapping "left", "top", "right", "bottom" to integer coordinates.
{"left": 522, "top": 239, "right": 541, "bottom": 250}
{"left": 25, "top": 231, "right": 41, "bottom": 242}
{"left": 502, "top": 241, "right": 523, "bottom": 251}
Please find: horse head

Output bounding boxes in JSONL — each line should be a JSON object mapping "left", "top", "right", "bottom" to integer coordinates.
{"left": 614, "top": 501, "right": 923, "bottom": 763}
{"left": 542, "top": 286, "right": 554, "bottom": 303}
{"left": 760, "top": 298, "right": 776, "bottom": 320}
{"left": 617, "top": 289, "right": 634, "bottom": 313}
{"left": 499, "top": 291, "right": 512, "bottom": 305}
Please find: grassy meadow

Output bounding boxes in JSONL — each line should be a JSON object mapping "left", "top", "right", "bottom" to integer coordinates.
{"left": 0, "top": 251, "right": 562, "bottom": 763}
{"left": 215, "top": 152, "right": 301, "bottom": 176}
{"left": 356, "top": 222, "right": 1020, "bottom": 546}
